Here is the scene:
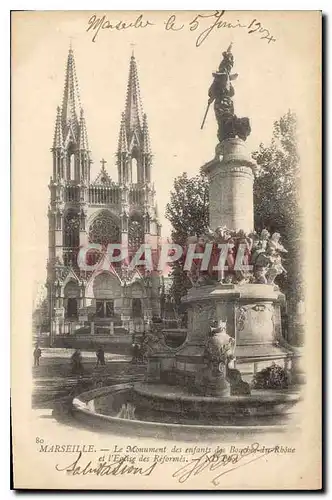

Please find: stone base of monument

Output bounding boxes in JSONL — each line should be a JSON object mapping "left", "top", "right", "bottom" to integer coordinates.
{"left": 168, "top": 283, "right": 293, "bottom": 390}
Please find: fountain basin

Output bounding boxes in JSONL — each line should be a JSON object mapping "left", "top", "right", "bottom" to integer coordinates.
{"left": 132, "top": 383, "right": 300, "bottom": 426}
{"left": 71, "top": 383, "right": 301, "bottom": 440}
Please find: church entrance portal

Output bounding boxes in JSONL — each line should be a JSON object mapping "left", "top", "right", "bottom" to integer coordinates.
{"left": 96, "top": 300, "right": 114, "bottom": 318}
{"left": 93, "top": 272, "right": 120, "bottom": 320}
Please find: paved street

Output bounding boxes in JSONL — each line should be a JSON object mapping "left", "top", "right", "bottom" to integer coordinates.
{"left": 32, "top": 347, "right": 145, "bottom": 410}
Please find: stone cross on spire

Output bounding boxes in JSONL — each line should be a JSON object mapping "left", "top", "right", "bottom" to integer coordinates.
{"left": 130, "top": 42, "right": 136, "bottom": 56}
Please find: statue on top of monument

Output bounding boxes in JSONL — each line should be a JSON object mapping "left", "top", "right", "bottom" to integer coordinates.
{"left": 201, "top": 43, "right": 251, "bottom": 144}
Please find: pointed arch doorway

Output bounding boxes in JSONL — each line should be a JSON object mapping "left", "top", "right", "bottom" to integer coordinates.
{"left": 92, "top": 272, "right": 120, "bottom": 319}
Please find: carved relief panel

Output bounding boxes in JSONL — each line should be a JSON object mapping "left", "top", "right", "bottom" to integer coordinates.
{"left": 236, "top": 302, "right": 274, "bottom": 344}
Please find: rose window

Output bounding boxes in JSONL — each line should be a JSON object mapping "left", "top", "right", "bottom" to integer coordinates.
{"left": 89, "top": 211, "right": 120, "bottom": 246}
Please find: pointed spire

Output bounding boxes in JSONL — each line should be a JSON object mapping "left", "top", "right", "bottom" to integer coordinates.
{"left": 61, "top": 46, "right": 82, "bottom": 144}
{"left": 118, "top": 112, "right": 128, "bottom": 152}
{"left": 79, "top": 108, "right": 89, "bottom": 150}
{"left": 53, "top": 106, "right": 63, "bottom": 149}
{"left": 142, "top": 113, "right": 151, "bottom": 154}
{"left": 124, "top": 53, "right": 143, "bottom": 134}
{"left": 116, "top": 52, "right": 153, "bottom": 184}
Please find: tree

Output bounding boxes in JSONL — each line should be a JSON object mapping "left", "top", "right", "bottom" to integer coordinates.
{"left": 32, "top": 297, "right": 49, "bottom": 333}
{"left": 165, "top": 172, "right": 209, "bottom": 307}
{"left": 253, "top": 110, "right": 303, "bottom": 341}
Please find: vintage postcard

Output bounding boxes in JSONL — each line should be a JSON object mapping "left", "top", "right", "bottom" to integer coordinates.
{"left": 11, "top": 10, "right": 322, "bottom": 490}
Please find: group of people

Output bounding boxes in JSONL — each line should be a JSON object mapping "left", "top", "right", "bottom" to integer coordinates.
{"left": 34, "top": 339, "right": 149, "bottom": 373}
{"left": 70, "top": 346, "right": 107, "bottom": 374}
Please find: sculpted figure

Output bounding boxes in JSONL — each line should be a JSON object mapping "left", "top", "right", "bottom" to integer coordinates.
{"left": 187, "top": 225, "right": 288, "bottom": 286}
{"left": 266, "top": 254, "right": 287, "bottom": 285}
{"left": 204, "top": 320, "right": 250, "bottom": 396}
{"left": 204, "top": 44, "right": 251, "bottom": 143}
{"left": 252, "top": 230, "right": 287, "bottom": 284}
{"left": 205, "top": 320, "right": 235, "bottom": 368}
{"left": 234, "top": 230, "right": 253, "bottom": 284}
{"left": 267, "top": 232, "right": 288, "bottom": 255}
{"left": 254, "top": 252, "right": 271, "bottom": 284}
{"left": 214, "top": 225, "right": 228, "bottom": 241}
{"left": 251, "top": 229, "right": 270, "bottom": 263}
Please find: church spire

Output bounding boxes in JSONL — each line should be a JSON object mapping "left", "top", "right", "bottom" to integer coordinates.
{"left": 53, "top": 106, "right": 63, "bottom": 149}
{"left": 124, "top": 52, "right": 144, "bottom": 137}
{"left": 61, "top": 46, "right": 82, "bottom": 146}
{"left": 116, "top": 53, "right": 152, "bottom": 184}
{"left": 118, "top": 112, "right": 128, "bottom": 153}
{"left": 79, "top": 108, "right": 89, "bottom": 151}
{"left": 52, "top": 46, "right": 91, "bottom": 182}
{"left": 142, "top": 113, "right": 151, "bottom": 154}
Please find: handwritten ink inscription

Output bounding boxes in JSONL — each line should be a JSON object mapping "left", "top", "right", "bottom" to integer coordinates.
{"left": 86, "top": 11, "right": 277, "bottom": 46}
{"left": 55, "top": 451, "right": 158, "bottom": 477}
{"left": 49, "top": 441, "right": 295, "bottom": 485}
{"left": 87, "top": 14, "right": 155, "bottom": 43}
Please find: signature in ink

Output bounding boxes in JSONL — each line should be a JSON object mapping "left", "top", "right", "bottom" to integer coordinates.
{"left": 172, "top": 443, "right": 273, "bottom": 486}
{"left": 86, "top": 14, "right": 154, "bottom": 43}
{"left": 55, "top": 451, "right": 158, "bottom": 477}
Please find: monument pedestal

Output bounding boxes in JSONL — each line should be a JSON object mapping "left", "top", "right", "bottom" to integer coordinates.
{"left": 174, "top": 283, "right": 292, "bottom": 391}
{"left": 202, "top": 138, "right": 256, "bottom": 233}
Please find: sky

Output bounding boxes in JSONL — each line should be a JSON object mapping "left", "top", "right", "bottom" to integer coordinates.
{"left": 11, "top": 11, "right": 321, "bottom": 292}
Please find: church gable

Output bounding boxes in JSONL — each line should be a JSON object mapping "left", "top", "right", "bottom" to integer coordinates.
{"left": 64, "top": 124, "right": 78, "bottom": 148}
{"left": 122, "top": 267, "right": 144, "bottom": 286}
{"left": 92, "top": 166, "right": 113, "bottom": 186}
{"left": 61, "top": 267, "right": 80, "bottom": 288}
{"left": 129, "top": 130, "right": 141, "bottom": 151}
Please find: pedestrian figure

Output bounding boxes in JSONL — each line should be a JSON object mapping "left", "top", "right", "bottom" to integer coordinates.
{"left": 95, "top": 345, "right": 106, "bottom": 367}
{"left": 33, "top": 344, "right": 41, "bottom": 366}
{"left": 71, "top": 349, "right": 84, "bottom": 375}
{"left": 137, "top": 341, "right": 146, "bottom": 364}
{"left": 132, "top": 342, "right": 140, "bottom": 363}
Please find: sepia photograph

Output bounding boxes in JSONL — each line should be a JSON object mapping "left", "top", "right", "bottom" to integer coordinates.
{"left": 11, "top": 10, "right": 322, "bottom": 490}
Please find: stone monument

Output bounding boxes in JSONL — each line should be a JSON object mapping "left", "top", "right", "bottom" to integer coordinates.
{"left": 144, "top": 45, "right": 294, "bottom": 398}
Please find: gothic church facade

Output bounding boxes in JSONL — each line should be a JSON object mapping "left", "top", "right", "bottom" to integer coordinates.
{"left": 47, "top": 48, "right": 161, "bottom": 342}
